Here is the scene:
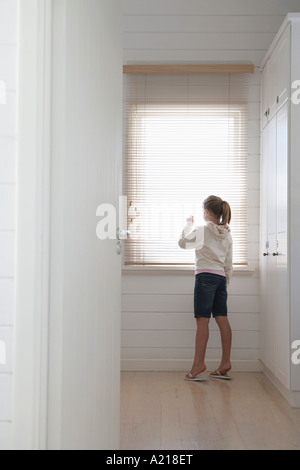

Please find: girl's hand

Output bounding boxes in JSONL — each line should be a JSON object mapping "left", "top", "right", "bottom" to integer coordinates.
{"left": 186, "top": 216, "right": 194, "bottom": 224}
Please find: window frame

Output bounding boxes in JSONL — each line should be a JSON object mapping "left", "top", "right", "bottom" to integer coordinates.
{"left": 123, "top": 77, "right": 249, "bottom": 269}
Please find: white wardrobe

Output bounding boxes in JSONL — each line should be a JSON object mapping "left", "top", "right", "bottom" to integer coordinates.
{"left": 260, "top": 14, "right": 300, "bottom": 407}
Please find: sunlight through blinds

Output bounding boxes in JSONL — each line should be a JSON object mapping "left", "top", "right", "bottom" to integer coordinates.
{"left": 123, "top": 73, "right": 249, "bottom": 266}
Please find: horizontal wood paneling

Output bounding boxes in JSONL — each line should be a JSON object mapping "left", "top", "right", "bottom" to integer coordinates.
{"left": 124, "top": 15, "right": 285, "bottom": 34}
{"left": 122, "top": 274, "right": 260, "bottom": 295}
{"left": 121, "top": 348, "right": 260, "bottom": 361}
{"left": 122, "top": 312, "right": 259, "bottom": 331}
{"left": 123, "top": 1, "right": 300, "bottom": 65}
{"left": 123, "top": 0, "right": 300, "bottom": 16}
{"left": 125, "top": 32, "right": 274, "bottom": 52}
{"left": 122, "top": 329, "right": 259, "bottom": 349}
{"left": 122, "top": 294, "right": 259, "bottom": 314}
{"left": 122, "top": 272, "right": 261, "bottom": 370}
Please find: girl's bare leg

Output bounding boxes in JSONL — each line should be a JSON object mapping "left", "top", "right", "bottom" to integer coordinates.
{"left": 215, "top": 316, "right": 232, "bottom": 374}
{"left": 188, "top": 317, "right": 210, "bottom": 377}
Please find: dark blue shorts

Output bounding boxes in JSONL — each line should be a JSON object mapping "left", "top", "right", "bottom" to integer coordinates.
{"left": 194, "top": 273, "right": 228, "bottom": 319}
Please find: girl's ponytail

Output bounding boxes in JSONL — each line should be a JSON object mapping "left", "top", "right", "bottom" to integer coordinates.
{"left": 221, "top": 201, "right": 231, "bottom": 226}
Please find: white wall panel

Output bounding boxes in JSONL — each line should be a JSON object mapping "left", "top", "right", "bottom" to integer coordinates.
{"left": 122, "top": 312, "right": 260, "bottom": 332}
{"left": 0, "top": 92, "right": 16, "bottom": 137}
{"left": 0, "top": 141, "right": 16, "bottom": 184}
{"left": 0, "top": 0, "right": 18, "bottom": 451}
{"left": 47, "top": 0, "right": 123, "bottom": 450}
{"left": 0, "top": 186, "right": 15, "bottom": 230}
{"left": 0, "top": 327, "right": 13, "bottom": 373}
{"left": 0, "top": 423, "right": 12, "bottom": 450}
{"left": 124, "top": 49, "right": 267, "bottom": 65}
{"left": 122, "top": 329, "right": 259, "bottom": 349}
{"left": 122, "top": 270, "right": 261, "bottom": 371}
{"left": 0, "top": 375, "right": 12, "bottom": 421}
{"left": 122, "top": 293, "right": 259, "bottom": 314}
{"left": 0, "top": 46, "right": 17, "bottom": 90}
{"left": 0, "top": 0, "right": 18, "bottom": 43}
{"left": 0, "top": 233, "right": 15, "bottom": 278}
{"left": 122, "top": 347, "right": 260, "bottom": 361}
{"left": 125, "top": 32, "right": 274, "bottom": 52}
{"left": 123, "top": 274, "right": 260, "bottom": 295}
{"left": 0, "top": 280, "right": 14, "bottom": 326}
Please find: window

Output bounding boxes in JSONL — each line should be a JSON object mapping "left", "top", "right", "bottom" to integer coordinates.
{"left": 124, "top": 74, "right": 249, "bottom": 266}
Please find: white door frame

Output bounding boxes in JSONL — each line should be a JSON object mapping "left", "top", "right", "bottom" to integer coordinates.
{"left": 13, "top": 0, "right": 52, "bottom": 450}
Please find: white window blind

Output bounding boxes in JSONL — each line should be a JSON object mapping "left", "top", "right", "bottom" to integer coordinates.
{"left": 123, "top": 73, "right": 249, "bottom": 266}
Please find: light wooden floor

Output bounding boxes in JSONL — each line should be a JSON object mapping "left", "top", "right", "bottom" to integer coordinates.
{"left": 120, "top": 372, "right": 300, "bottom": 450}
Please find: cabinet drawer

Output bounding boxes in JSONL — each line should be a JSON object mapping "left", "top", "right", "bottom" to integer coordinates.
{"left": 261, "top": 24, "right": 291, "bottom": 128}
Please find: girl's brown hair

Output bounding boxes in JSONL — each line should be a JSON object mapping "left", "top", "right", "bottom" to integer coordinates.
{"left": 203, "top": 196, "right": 231, "bottom": 226}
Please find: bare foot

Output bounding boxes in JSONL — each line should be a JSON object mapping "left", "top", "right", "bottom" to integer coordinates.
{"left": 186, "top": 364, "right": 207, "bottom": 379}
{"left": 216, "top": 362, "right": 232, "bottom": 375}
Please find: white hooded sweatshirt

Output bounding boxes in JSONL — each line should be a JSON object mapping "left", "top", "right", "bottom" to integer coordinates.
{"left": 178, "top": 221, "right": 233, "bottom": 285}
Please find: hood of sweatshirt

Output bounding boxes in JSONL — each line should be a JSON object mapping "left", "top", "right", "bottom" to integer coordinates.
{"left": 206, "top": 221, "right": 231, "bottom": 239}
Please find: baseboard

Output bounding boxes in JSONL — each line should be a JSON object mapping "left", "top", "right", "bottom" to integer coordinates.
{"left": 262, "top": 365, "right": 300, "bottom": 408}
{"left": 121, "top": 358, "right": 263, "bottom": 373}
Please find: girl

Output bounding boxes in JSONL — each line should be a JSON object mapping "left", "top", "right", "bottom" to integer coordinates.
{"left": 178, "top": 196, "right": 233, "bottom": 381}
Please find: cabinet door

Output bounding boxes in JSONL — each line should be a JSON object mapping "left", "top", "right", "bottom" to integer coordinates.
{"left": 261, "top": 24, "right": 291, "bottom": 128}
{"left": 268, "top": 52, "right": 278, "bottom": 122}
{"left": 260, "top": 117, "right": 277, "bottom": 374}
{"left": 275, "top": 103, "right": 290, "bottom": 388}
{"left": 276, "top": 25, "right": 291, "bottom": 111}
{"left": 267, "top": 116, "right": 277, "bottom": 243}
{"left": 267, "top": 116, "right": 278, "bottom": 376}
{"left": 262, "top": 62, "right": 270, "bottom": 130}
{"left": 261, "top": 106, "right": 290, "bottom": 387}
{"left": 260, "top": 126, "right": 270, "bottom": 366}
